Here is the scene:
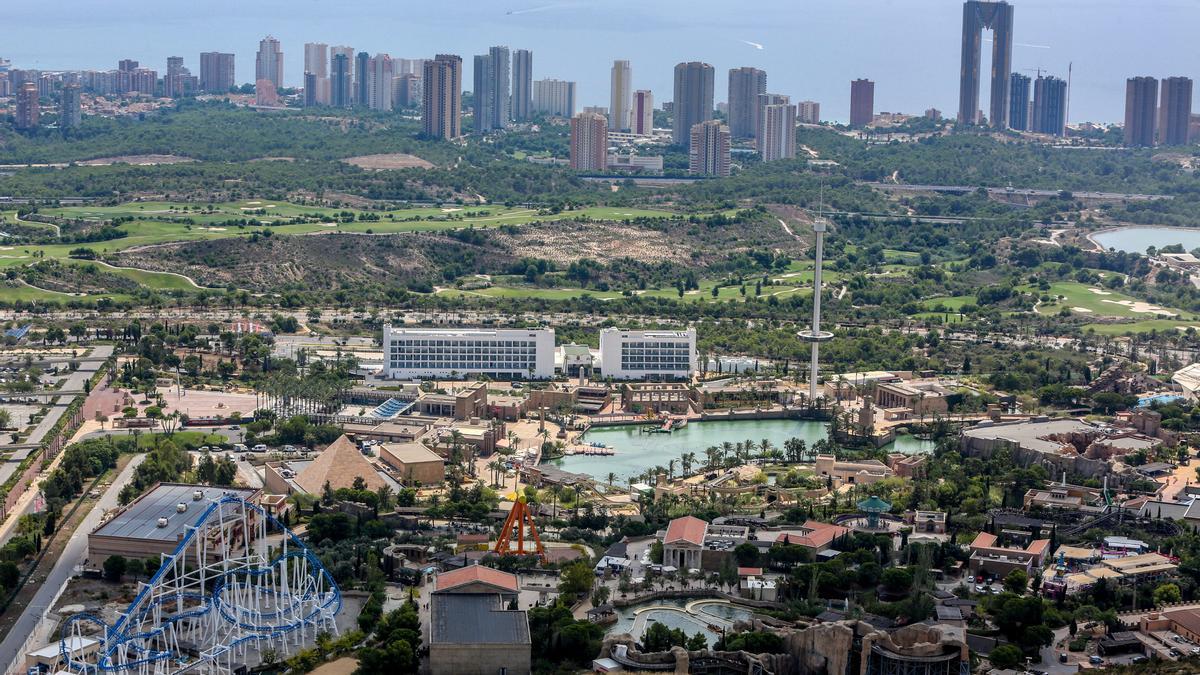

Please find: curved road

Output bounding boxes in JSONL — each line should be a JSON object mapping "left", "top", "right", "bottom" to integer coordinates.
{"left": 0, "top": 453, "right": 146, "bottom": 670}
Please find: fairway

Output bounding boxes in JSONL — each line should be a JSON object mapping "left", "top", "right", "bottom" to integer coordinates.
{"left": 1028, "top": 282, "right": 1194, "bottom": 319}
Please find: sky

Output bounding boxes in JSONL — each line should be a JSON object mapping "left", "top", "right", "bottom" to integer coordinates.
{"left": 4, "top": 0, "right": 1198, "bottom": 123}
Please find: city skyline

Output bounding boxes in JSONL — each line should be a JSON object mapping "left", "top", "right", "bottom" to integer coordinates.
{"left": 3, "top": 0, "right": 1196, "bottom": 124}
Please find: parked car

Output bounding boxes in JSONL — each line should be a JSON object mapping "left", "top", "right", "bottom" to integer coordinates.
{"left": 1089, "top": 655, "right": 1104, "bottom": 665}
{"left": 252, "top": 444, "right": 267, "bottom": 452}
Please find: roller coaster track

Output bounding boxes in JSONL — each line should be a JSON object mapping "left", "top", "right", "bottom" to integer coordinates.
{"left": 60, "top": 495, "right": 341, "bottom": 674}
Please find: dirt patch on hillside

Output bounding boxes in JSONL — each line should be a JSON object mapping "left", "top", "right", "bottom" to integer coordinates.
{"left": 493, "top": 221, "right": 687, "bottom": 265}
{"left": 76, "top": 154, "right": 195, "bottom": 166}
{"left": 341, "top": 153, "right": 434, "bottom": 170}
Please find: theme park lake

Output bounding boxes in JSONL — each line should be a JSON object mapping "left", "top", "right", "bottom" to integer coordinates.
{"left": 542, "top": 418, "right": 934, "bottom": 482}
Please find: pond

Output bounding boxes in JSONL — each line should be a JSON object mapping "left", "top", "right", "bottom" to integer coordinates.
{"left": 607, "top": 598, "right": 756, "bottom": 637}
{"left": 543, "top": 418, "right": 934, "bottom": 482}
{"left": 1092, "top": 227, "right": 1200, "bottom": 254}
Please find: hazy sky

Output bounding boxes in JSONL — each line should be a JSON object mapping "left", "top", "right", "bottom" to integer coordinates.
{"left": 5, "top": 0, "right": 1197, "bottom": 123}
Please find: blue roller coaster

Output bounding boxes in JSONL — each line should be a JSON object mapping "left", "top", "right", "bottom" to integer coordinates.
{"left": 60, "top": 495, "right": 342, "bottom": 674}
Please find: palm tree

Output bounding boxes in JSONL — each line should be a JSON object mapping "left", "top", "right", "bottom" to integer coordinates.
{"left": 667, "top": 459, "right": 676, "bottom": 480}
{"left": 606, "top": 472, "right": 617, "bottom": 489}
{"left": 704, "top": 446, "right": 720, "bottom": 470}
{"left": 681, "top": 452, "right": 695, "bottom": 477}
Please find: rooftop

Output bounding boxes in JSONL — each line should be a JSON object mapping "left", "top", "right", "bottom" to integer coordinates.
{"left": 380, "top": 441, "right": 444, "bottom": 465}
{"left": 434, "top": 564, "right": 519, "bottom": 593}
{"left": 91, "top": 483, "right": 257, "bottom": 542}
{"left": 430, "top": 593, "right": 530, "bottom": 646}
{"left": 664, "top": 516, "right": 708, "bottom": 546}
{"left": 294, "top": 435, "right": 387, "bottom": 494}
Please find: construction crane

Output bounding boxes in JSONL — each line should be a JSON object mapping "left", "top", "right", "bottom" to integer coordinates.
{"left": 494, "top": 494, "right": 546, "bottom": 559}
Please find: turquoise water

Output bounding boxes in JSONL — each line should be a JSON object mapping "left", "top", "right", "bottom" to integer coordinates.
{"left": 545, "top": 418, "right": 934, "bottom": 481}
{"left": 1093, "top": 227, "right": 1200, "bottom": 254}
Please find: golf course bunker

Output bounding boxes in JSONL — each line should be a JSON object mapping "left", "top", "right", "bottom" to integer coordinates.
{"left": 1100, "top": 299, "right": 1177, "bottom": 316}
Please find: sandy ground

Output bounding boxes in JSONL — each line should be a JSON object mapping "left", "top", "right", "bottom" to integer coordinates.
{"left": 1100, "top": 299, "right": 1177, "bottom": 316}
{"left": 75, "top": 154, "right": 195, "bottom": 166}
{"left": 309, "top": 658, "right": 358, "bottom": 675}
{"left": 156, "top": 387, "right": 259, "bottom": 418}
{"left": 340, "top": 153, "right": 434, "bottom": 170}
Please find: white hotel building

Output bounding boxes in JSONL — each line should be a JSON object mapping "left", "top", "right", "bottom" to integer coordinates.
{"left": 598, "top": 328, "right": 697, "bottom": 380}
{"left": 383, "top": 327, "right": 556, "bottom": 380}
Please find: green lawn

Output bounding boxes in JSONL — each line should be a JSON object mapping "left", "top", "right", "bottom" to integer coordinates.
{"left": 59, "top": 258, "right": 203, "bottom": 290}
{"left": 1026, "top": 282, "right": 1195, "bottom": 319}
{"left": 921, "top": 295, "right": 976, "bottom": 311}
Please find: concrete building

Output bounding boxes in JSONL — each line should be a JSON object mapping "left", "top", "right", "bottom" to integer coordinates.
{"left": 797, "top": 100, "right": 820, "bottom": 124}
{"left": 383, "top": 326, "right": 555, "bottom": 380}
{"left": 512, "top": 49, "right": 533, "bottom": 122}
{"left": 632, "top": 89, "right": 654, "bottom": 135}
{"left": 688, "top": 120, "right": 730, "bottom": 176}
{"left": 1159, "top": 76, "right": 1193, "bottom": 146}
{"left": 609, "top": 59, "right": 632, "bottom": 131}
{"left": 958, "top": 0, "right": 1013, "bottom": 127}
{"left": 199, "top": 52, "right": 235, "bottom": 93}
{"left": 14, "top": 82, "right": 38, "bottom": 130}
{"left": 1008, "top": 72, "right": 1031, "bottom": 131}
{"left": 873, "top": 380, "right": 950, "bottom": 417}
{"left": 394, "top": 73, "right": 421, "bottom": 108}
{"left": 599, "top": 328, "right": 696, "bottom": 380}
{"left": 814, "top": 454, "right": 893, "bottom": 487}
{"left": 727, "top": 66, "right": 766, "bottom": 139}
{"left": 431, "top": 566, "right": 530, "bottom": 675}
{"left": 88, "top": 483, "right": 259, "bottom": 565}
{"left": 255, "top": 36, "right": 283, "bottom": 90}
{"left": 758, "top": 98, "right": 796, "bottom": 161}
{"left": 672, "top": 61, "right": 714, "bottom": 149}
{"left": 663, "top": 516, "right": 707, "bottom": 569}
{"left": 303, "top": 42, "right": 329, "bottom": 105}
{"left": 473, "top": 46, "right": 510, "bottom": 132}
{"left": 607, "top": 153, "right": 663, "bottom": 173}
{"left": 849, "top": 78, "right": 874, "bottom": 127}
{"left": 961, "top": 417, "right": 1161, "bottom": 479}
{"left": 60, "top": 83, "right": 81, "bottom": 129}
{"left": 423, "top": 54, "right": 462, "bottom": 140}
{"left": 1125, "top": 76, "right": 1159, "bottom": 147}
{"left": 532, "top": 78, "right": 575, "bottom": 117}
{"left": 1032, "top": 75, "right": 1067, "bottom": 136}
{"left": 379, "top": 442, "right": 445, "bottom": 485}
{"left": 569, "top": 111, "right": 608, "bottom": 171}
{"left": 968, "top": 531, "right": 1050, "bottom": 576}
{"left": 354, "top": 51, "right": 370, "bottom": 106}
{"left": 365, "top": 54, "right": 393, "bottom": 111}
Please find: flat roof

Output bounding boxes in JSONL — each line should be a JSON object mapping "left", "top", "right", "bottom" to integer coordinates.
{"left": 92, "top": 483, "right": 257, "bottom": 542}
{"left": 963, "top": 418, "right": 1094, "bottom": 454}
{"left": 430, "top": 594, "right": 530, "bottom": 645}
{"left": 381, "top": 441, "right": 444, "bottom": 465}
{"left": 386, "top": 326, "right": 552, "bottom": 337}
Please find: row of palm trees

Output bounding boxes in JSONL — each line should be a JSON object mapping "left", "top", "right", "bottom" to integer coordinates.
{"left": 622, "top": 436, "right": 836, "bottom": 487}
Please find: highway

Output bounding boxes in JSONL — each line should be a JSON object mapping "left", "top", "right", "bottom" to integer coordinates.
{"left": 0, "top": 453, "right": 146, "bottom": 670}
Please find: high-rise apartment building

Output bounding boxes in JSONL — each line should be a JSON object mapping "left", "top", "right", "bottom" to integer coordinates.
{"left": 533, "top": 79, "right": 576, "bottom": 117}
{"left": 394, "top": 73, "right": 422, "bottom": 108}
{"left": 330, "top": 52, "right": 352, "bottom": 108}
{"left": 1031, "top": 75, "right": 1067, "bottom": 137}
{"left": 255, "top": 36, "right": 283, "bottom": 90}
{"left": 354, "top": 52, "right": 370, "bottom": 106}
{"left": 303, "top": 72, "right": 318, "bottom": 107}
{"left": 609, "top": 60, "right": 632, "bottom": 131}
{"left": 689, "top": 120, "right": 730, "bottom": 176}
{"left": 958, "top": 0, "right": 1013, "bottom": 127}
{"left": 473, "top": 46, "right": 511, "bottom": 132}
{"left": 849, "top": 79, "right": 874, "bottom": 127}
{"left": 633, "top": 90, "right": 654, "bottom": 135}
{"left": 367, "top": 54, "right": 394, "bottom": 111}
{"left": 15, "top": 81, "right": 39, "bottom": 130}
{"left": 1123, "top": 76, "right": 1158, "bottom": 147}
{"left": 1159, "top": 77, "right": 1193, "bottom": 147}
{"left": 797, "top": 100, "right": 820, "bottom": 124}
{"left": 60, "top": 82, "right": 81, "bottom": 130}
{"left": 1008, "top": 73, "right": 1031, "bottom": 131}
{"left": 423, "top": 54, "right": 462, "bottom": 140}
{"left": 199, "top": 52, "right": 235, "bottom": 93}
{"left": 304, "top": 43, "right": 329, "bottom": 105}
{"left": 672, "top": 62, "right": 714, "bottom": 149}
{"left": 511, "top": 49, "right": 533, "bottom": 122}
{"left": 727, "top": 67, "right": 767, "bottom": 139}
{"left": 758, "top": 100, "right": 796, "bottom": 162}
{"left": 570, "top": 112, "right": 608, "bottom": 171}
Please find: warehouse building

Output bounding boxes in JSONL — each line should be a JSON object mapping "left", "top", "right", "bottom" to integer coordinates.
{"left": 379, "top": 441, "right": 445, "bottom": 485}
{"left": 88, "top": 483, "right": 259, "bottom": 566}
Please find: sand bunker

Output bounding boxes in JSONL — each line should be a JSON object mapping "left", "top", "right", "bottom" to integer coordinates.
{"left": 1072, "top": 307, "right": 1094, "bottom": 313}
{"left": 1088, "top": 287, "right": 1113, "bottom": 295}
{"left": 1100, "top": 299, "right": 1178, "bottom": 316}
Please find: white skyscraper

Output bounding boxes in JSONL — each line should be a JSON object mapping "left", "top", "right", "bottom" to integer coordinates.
{"left": 367, "top": 54, "right": 394, "bottom": 111}
{"left": 609, "top": 59, "right": 632, "bottom": 131}
{"left": 255, "top": 36, "right": 284, "bottom": 89}
{"left": 533, "top": 78, "right": 576, "bottom": 117}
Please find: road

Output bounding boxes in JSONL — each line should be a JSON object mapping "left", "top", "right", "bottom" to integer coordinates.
{"left": 0, "top": 453, "right": 146, "bottom": 669}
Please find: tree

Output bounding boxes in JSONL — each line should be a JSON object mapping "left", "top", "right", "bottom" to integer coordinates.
{"left": 1154, "top": 582, "right": 1182, "bottom": 607}
{"left": 988, "top": 644, "right": 1024, "bottom": 670}
{"left": 649, "top": 540, "right": 664, "bottom": 564}
{"left": 1003, "top": 569, "right": 1029, "bottom": 595}
{"left": 734, "top": 542, "right": 760, "bottom": 567}
{"left": 558, "top": 561, "right": 594, "bottom": 597}
{"left": 104, "top": 555, "right": 127, "bottom": 582}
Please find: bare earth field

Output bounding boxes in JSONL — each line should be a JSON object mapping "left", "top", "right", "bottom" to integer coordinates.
{"left": 340, "top": 153, "right": 434, "bottom": 170}
{"left": 76, "top": 154, "right": 196, "bottom": 166}
{"left": 494, "top": 221, "right": 691, "bottom": 265}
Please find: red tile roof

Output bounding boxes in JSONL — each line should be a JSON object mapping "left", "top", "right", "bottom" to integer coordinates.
{"left": 434, "top": 565, "right": 519, "bottom": 593}
{"left": 664, "top": 516, "right": 708, "bottom": 546}
{"left": 737, "top": 567, "right": 763, "bottom": 577}
{"left": 774, "top": 521, "right": 849, "bottom": 549}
